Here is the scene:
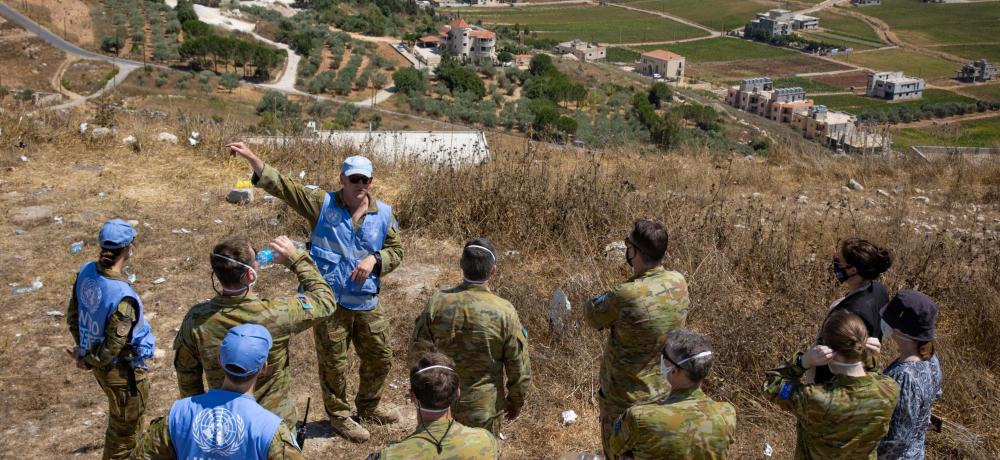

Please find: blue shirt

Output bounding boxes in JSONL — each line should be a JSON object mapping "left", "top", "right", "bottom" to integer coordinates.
{"left": 878, "top": 355, "right": 942, "bottom": 460}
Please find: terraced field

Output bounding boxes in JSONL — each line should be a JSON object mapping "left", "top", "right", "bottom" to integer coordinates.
{"left": 860, "top": 0, "right": 1000, "bottom": 48}
{"left": 458, "top": 3, "right": 708, "bottom": 43}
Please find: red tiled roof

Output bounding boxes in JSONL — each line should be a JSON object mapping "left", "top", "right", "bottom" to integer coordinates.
{"left": 641, "top": 49, "right": 683, "bottom": 61}
{"left": 470, "top": 30, "right": 496, "bottom": 39}
{"left": 451, "top": 18, "right": 470, "bottom": 29}
{"left": 419, "top": 34, "right": 442, "bottom": 43}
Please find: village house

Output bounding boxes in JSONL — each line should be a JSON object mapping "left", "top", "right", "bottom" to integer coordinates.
{"left": 727, "top": 77, "right": 814, "bottom": 122}
{"left": 791, "top": 105, "right": 857, "bottom": 141}
{"left": 553, "top": 39, "right": 607, "bottom": 62}
{"left": 866, "top": 71, "right": 925, "bottom": 100}
{"left": 851, "top": 0, "right": 881, "bottom": 5}
{"left": 637, "top": 49, "right": 685, "bottom": 81}
{"left": 956, "top": 59, "right": 998, "bottom": 82}
{"left": 747, "top": 9, "right": 819, "bottom": 36}
{"left": 513, "top": 54, "right": 532, "bottom": 69}
{"left": 424, "top": 18, "right": 497, "bottom": 64}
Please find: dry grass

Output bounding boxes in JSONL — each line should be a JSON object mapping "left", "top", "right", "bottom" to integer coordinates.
{"left": 1, "top": 107, "right": 998, "bottom": 459}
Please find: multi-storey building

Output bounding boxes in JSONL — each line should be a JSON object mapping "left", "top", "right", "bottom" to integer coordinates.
{"left": 956, "top": 59, "right": 998, "bottom": 82}
{"left": 637, "top": 49, "right": 685, "bottom": 81}
{"left": 866, "top": 71, "right": 925, "bottom": 100}
{"left": 747, "top": 9, "right": 819, "bottom": 36}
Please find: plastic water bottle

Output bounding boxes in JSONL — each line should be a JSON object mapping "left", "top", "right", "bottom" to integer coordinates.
{"left": 257, "top": 248, "right": 274, "bottom": 267}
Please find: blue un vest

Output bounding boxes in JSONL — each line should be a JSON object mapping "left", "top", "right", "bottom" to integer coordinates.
{"left": 75, "top": 262, "right": 156, "bottom": 368}
{"left": 310, "top": 192, "right": 392, "bottom": 310}
{"left": 168, "top": 389, "right": 281, "bottom": 460}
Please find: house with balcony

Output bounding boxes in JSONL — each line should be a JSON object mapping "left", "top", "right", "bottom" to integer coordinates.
{"left": 866, "top": 71, "right": 924, "bottom": 100}
{"left": 747, "top": 9, "right": 819, "bottom": 36}
{"left": 442, "top": 18, "right": 497, "bottom": 64}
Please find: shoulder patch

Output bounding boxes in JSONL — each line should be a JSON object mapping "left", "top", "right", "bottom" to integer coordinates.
{"left": 591, "top": 292, "right": 608, "bottom": 306}
{"left": 521, "top": 326, "right": 528, "bottom": 339}
{"left": 779, "top": 383, "right": 794, "bottom": 400}
{"left": 296, "top": 295, "right": 313, "bottom": 310}
{"left": 115, "top": 322, "right": 131, "bottom": 337}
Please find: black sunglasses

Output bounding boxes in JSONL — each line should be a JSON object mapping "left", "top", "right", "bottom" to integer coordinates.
{"left": 348, "top": 175, "right": 372, "bottom": 184}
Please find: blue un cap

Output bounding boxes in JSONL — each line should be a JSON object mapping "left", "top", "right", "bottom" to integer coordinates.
{"left": 220, "top": 324, "right": 273, "bottom": 377}
{"left": 342, "top": 156, "right": 373, "bottom": 178}
{"left": 98, "top": 218, "right": 137, "bottom": 250}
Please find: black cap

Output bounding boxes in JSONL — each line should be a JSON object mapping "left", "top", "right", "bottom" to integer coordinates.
{"left": 883, "top": 290, "right": 938, "bottom": 342}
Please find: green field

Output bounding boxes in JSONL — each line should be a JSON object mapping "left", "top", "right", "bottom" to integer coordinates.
{"left": 458, "top": 4, "right": 708, "bottom": 43}
{"left": 800, "top": 10, "right": 885, "bottom": 50}
{"left": 621, "top": 0, "right": 764, "bottom": 32}
{"left": 859, "top": 0, "right": 1000, "bottom": 47}
{"left": 606, "top": 47, "right": 641, "bottom": 63}
{"left": 813, "top": 89, "right": 976, "bottom": 113}
{"left": 961, "top": 85, "right": 1000, "bottom": 104}
{"left": 893, "top": 115, "right": 1000, "bottom": 149}
{"left": 834, "top": 48, "right": 958, "bottom": 82}
{"left": 934, "top": 44, "right": 1000, "bottom": 63}
{"left": 636, "top": 37, "right": 794, "bottom": 63}
{"left": 771, "top": 76, "right": 840, "bottom": 93}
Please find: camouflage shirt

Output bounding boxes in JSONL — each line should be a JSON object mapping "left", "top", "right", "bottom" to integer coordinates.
{"left": 763, "top": 352, "right": 900, "bottom": 460}
{"left": 366, "top": 419, "right": 499, "bottom": 460}
{"left": 585, "top": 267, "right": 689, "bottom": 413}
{"left": 173, "top": 250, "right": 335, "bottom": 422}
{"left": 253, "top": 164, "right": 403, "bottom": 276}
{"left": 66, "top": 265, "right": 141, "bottom": 372}
{"left": 609, "top": 387, "right": 737, "bottom": 460}
{"left": 409, "top": 283, "right": 532, "bottom": 410}
{"left": 134, "top": 412, "right": 304, "bottom": 460}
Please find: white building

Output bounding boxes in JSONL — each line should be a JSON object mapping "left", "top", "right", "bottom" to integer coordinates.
{"left": 747, "top": 9, "right": 819, "bottom": 36}
{"left": 442, "top": 18, "right": 497, "bottom": 64}
{"left": 637, "top": 49, "right": 685, "bottom": 81}
{"left": 866, "top": 71, "right": 925, "bottom": 101}
{"left": 554, "top": 39, "right": 606, "bottom": 62}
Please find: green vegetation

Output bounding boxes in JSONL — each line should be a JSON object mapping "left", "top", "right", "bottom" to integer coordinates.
{"left": 813, "top": 89, "right": 976, "bottom": 112}
{"left": 771, "top": 76, "right": 840, "bottom": 93}
{"left": 636, "top": 38, "right": 794, "bottom": 63}
{"left": 833, "top": 49, "right": 959, "bottom": 82}
{"left": 179, "top": 21, "right": 286, "bottom": 79}
{"left": 860, "top": 0, "right": 1000, "bottom": 47}
{"left": 813, "top": 10, "right": 883, "bottom": 44}
{"left": 606, "top": 47, "right": 640, "bottom": 63}
{"left": 621, "top": 0, "right": 762, "bottom": 32}
{"left": 962, "top": 85, "right": 1000, "bottom": 104}
{"left": 893, "top": 116, "right": 1000, "bottom": 149}
{"left": 97, "top": 0, "right": 181, "bottom": 61}
{"left": 935, "top": 44, "right": 1000, "bottom": 63}
{"left": 798, "top": 30, "right": 883, "bottom": 51}
{"left": 459, "top": 4, "right": 708, "bottom": 43}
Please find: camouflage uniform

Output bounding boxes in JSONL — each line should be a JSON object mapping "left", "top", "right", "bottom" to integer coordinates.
{"left": 173, "top": 249, "right": 335, "bottom": 423}
{"left": 66, "top": 265, "right": 149, "bottom": 460}
{"left": 409, "top": 283, "right": 532, "bottom": 434}
{"left": 253, "top": 164, "right": 404, "bottom": 419}
{"left": 762, "top": 352, "right": 901, "bottom": 459}
{"left": 134, "top": 413, "right": 304, "bottom": 459}
{"left": 365, "top": 419, "right": 499, "bottom": 460}
{"left": 608, "top": 388, "right": 736, "bottom": 460}
{"left": 585, "top": 267, "right": 690, "bottom": 457}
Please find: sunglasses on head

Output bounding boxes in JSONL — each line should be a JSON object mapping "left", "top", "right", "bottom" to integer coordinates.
{"left": 348, "top": 175, "right": 372, "bottom": 185}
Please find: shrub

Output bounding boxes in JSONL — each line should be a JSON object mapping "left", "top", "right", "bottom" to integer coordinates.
{"left": 393, "top": 67, "right": 425, "bottom": 95}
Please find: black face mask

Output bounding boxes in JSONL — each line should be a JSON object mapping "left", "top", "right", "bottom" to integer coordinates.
{"left": 832, "top": 262, "right": 851, "bottom": 283}
{"left": 626, "top": 245, "right": 636, "bottom": 267}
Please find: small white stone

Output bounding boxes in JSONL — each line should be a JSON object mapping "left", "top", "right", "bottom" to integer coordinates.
{"left": 847, "top": 179, "right": 864, "bottom": 191}
{"left": 877, "top": 189, "right": 890, "bottom": 198}
{"left": 152, "top": 277, "right": 167, "bottom": 285}
{"left": 157, "top": 132, "right": 178, "bottom": 144}
{"left": 796, "top": 195, "right": 808, "bottom": 204}
{"left": 559, "top": 410, "right": 578, "bottom": 426}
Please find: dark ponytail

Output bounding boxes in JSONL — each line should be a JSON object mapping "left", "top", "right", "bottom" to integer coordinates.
{"left": 917, "top": 341, "right": 935, "bottom": 360}
{"left": 841, "top": 238, "right": 892, "bottom": 280}
{"left": 99, "top": 247, "right": 127, "bottom": 269}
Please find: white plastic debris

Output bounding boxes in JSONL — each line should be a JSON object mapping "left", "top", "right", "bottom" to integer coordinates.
{"left": 79, "top": 122, "right": 89, "bottom": 133}
{"left": 127, "top": 273, "right": 137, "bottom": 283}
{"left": 388, "top": 383, "right": 399, "bottom": 390}
{"left": 53, "top": 216, "right": 64, "bottom": 224}
{"left": 498, "top": 432, "right": 507, "bottom": 441}
{"left": 171, "top": 228, "right": 192, "bottom": 234}
{"left": 70, "top": 241, "right": 84, "bottom": 253}
{"left": 188, "top": 137, "right": 200, "bottom": 146}
{"left": 19, "top": 155, "right": 28, "bottom": 162}
{"left": 298, "top": 170, "right": 306, "bottom": 179}
{"left": 213, "top": 219, "right": 224, "bottom": 224}
{"left": 123, "top": 134, "right": 137, "bottom": 144}
{"left": 764, "top": 443, "right": 774, "bottom": 457}
{"left": 153, "top": 348, "right": 166, "bottom": 359}
{"left": 548, "top": 287, "right": 571, "bottom": 335}
{"left": 604, "top": 241, "right": 626, "bottom": 252}
{"left": 46, "top": 310, "right": 64, "bottom": 317}
{"left": 152, "top": 277, "right": 167, "bottom": 285}
{"left": 190, "top": 131, "right": 200, "bottom": 139}
{"left": 13, "top": 278, "right": 43, "bottom": 295}
{"left": 263, "top": 195, "right": 275, "bottom": 202}
{"left": 559, "top": 410, "right": 578, "bottom": 426}
{"left": 304, "top": 184, "right": 319, "bottom": 191}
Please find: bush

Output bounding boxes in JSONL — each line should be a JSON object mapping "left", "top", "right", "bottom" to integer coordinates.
{"left": 101, "top": 35, "right": 124, "bottom": 53}
{"left": 393, "top": 67, "right": 426, "bottom": 95}
{"left": 436, "top": 60, "right": 486, "bottom": 99}
{"left": 648, "top": 82, "right": 672, "bottom": 109}
{"left": 335, "top": 103, "right": 360, "bottom": 127}
{"left": 220, "top": 72, "right": 240, "bottom": 91}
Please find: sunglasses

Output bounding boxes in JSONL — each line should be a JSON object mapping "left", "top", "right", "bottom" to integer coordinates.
{"left": 348, "top": 175, "right": 372, "bottom": 185}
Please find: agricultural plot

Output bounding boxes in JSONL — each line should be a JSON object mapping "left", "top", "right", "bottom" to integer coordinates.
{"left": 298, "top": 36, "right": 396, "bottom": 99}
{"left": 61, "top": 60, "right": 118, "bottom": 96}
{"left": 636, "top": 37, "right": 794, "bottom": 63}
{"left": 933, "top": 44, "right": 1000, "bottom": 64}
{"left": 798, "top": 10, "right": 884, "bottom": 50}
{"left": 459, "top": 4, "right": 709, "bottom": 43}
{"left": 689, "top": 54, "right": 851, "bottom": 83}
{"left": 860, "top": 0, "right": 1000, "bottom": 48}
{"left": 808, "top": 70, "right": 870, "bottom": 92}
{"left": 961, "top": 85, "right": 1000, "bottom": 104}
{"left": 833, "top": 48, "right": 958, "bottom": 83}
{"left": 893, "top": 115, "right": 1000, "bottom": 149}
{"left": 93, "top": 0, "right": 181, "bottom": 62}
{"left": 771, "top": 76, "right": 840, "bottom": 93}
{"left": 812, "top": 88, "right": 976, "bottom": 113}
{"left": 619, "top": 0, "right": 770, "bottom": 32}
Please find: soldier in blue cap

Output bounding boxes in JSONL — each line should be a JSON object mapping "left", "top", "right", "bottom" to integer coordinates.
{"left": 65, "top": 218, "right": 156, "bottom": 460}
{"left": 135, "top": 324, "right": 304, "bottom": 459}
{"left": 227, "top": 142, "right": 404, "bottom": 443}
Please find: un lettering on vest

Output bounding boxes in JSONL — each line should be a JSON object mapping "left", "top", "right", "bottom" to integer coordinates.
{"left": 78, "top": 274, "right": 106, "bottom": 349}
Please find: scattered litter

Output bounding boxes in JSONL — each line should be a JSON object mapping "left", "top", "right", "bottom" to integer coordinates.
{"left": 190, "top": 131, "right": 200, "bottom": 139}
{"left": 13, "top": 278, "right": 43, "bottom": 295}
{"left": 123, "top": 134, "right": 137, "bottom": 144}
{"left": 498, "top": 433, "right": 507, "bottom": 441}
{"left": 304, "top": 184, "right": 319, "bottom": 191}
{"left": 263, "top": 194, "right": 275, "bottom": 202}
{"left": 840, "top": 186, "right": 851, "bottom": 194}
{"left": 127, "top": 273, "right": 137, "bottom": 283}
{"left": 388, "top": 383, "right": 399, "bottom": 390}
{"left": 79, "top": 122, "right": 89, "bottom": 133}
{"left": 298, "top": 170, "right": 306, "bottom": 179}
{"left": 847, "top": 178, "right": 865, "bottom": 192}
{"left": 236, "top": 178, "right": 252, "bottom": 189}
{"left": 19, "top": 155, "right": 28, "bottom": 162}
{"left": 46, "top": 311, "right": 64, "bottom": 317}
{"left": 213, "top": 219, "right": 224, "bottom": 224}
{"left": 559, "top": 410, "right": 578, "bottom": 426}
{"left": 188, "top": 137, "right": 200, "bottom": 146}
{"left": 171, "top": 228, "right": 192, "bottom": 234}
{"left": 127, "top": 219, "right": 140, "bottom": 227}
{"left": 764, "top": 443, "right": 774, "bottom": 457}
{"left": 604, "top": 241, "right": 626, "bottom": 252}
{"left": 15, "top": 229, "right": 26, "bottom": 235}
{"left": 53, "top": 216, "right": 63, "bottom": 225}
{"left": 152, "top": 277, "right": 167, "bottom": 285}
{"left": 70, "top": 241, "right": 84, "bottom": 253}
{"left": 157, "top": 132, "right": 179, "bottom": 144}
{"left": 796, "top": 195, "right": 808, "bottom": 204}
{"left": 503, "top": 250, "right": 520, "bottom": 257}
{"left": 98, "top": 192, "right": 106, "bottom": 201}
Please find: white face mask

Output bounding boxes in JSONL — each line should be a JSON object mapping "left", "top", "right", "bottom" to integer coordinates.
{"left": 212, "top": 253, "right": 257, "bottom": 294}
{"left": 660, "top": 351, "right": 713, "bottom": 380}
{"left": 880, "top": 319, "right": 894, "bottom": 340}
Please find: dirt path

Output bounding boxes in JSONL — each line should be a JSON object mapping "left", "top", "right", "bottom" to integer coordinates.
{"left": 844, "top": 9, "right": 967, "bottom": 64}
{"left": 891, "top": 111, "right": 1000, "bottom": 129}
{"left": 607, "top": 2, "right": 721, "bottom": 38}
{"left": 50, "top": 54, "right": 85, "bottom": 100}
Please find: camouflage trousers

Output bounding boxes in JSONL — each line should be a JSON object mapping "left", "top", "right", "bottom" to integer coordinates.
{"left": 94, "top": 366, "right": 148, "bottom": 460}
{"left": 598, "top": 390, "right": 628, "bottom": 460}
{"left": 454, "top": 387, "right": 505, "bottom": 435}
{"left": 314, "top": 304, "right": 393, "bottom": 419}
